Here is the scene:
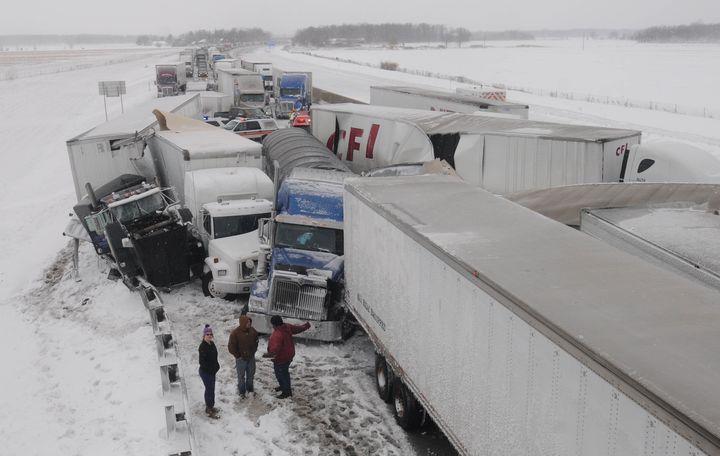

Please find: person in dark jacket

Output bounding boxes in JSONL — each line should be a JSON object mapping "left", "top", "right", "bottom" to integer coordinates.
{"left": 198, "top": 324, "right": 220, "bottom": 418}
{"left": 227, "top": 315, "right": 259, "bottom": 398}
{"left": 262, "top": 315, "right": 311, "bottom": 399}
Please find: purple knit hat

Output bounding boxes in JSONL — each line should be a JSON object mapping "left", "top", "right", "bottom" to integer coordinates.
{"left": 203, "top": 324, "right": 213, "bottom": 336}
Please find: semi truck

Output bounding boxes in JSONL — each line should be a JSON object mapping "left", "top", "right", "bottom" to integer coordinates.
{"left": 247, "top": 129, "right": 354, "bottom": 341}
{"left": 155, "top": 63, "right": 187, "bottom": 97}
{"left": 195, "top": 50, "right": 209, "bottom": 78}
{"left": 343, "top": 174, "right": 720, "bottom": 456}
{"left": 370, "top": 85, "right": 528, "bottom": 119}
{"left": 73, "top": 174, "right": 201, "bottom": 288}
{"left": 272, "top": 69, "right": 312, "bottom": 119}
{"left": 179, "top": 49, "right": 194, "bottom": 77}
{"left": 240, "top": 59, "right": 273, "bottom": 92}
{"left": 216, "top": 68, "right": 266, "bottom": 108}
{"left": 308, "top": 103, "right": 720, "bottom": 196}
{"left": 146, "top": 111, "right": 273, "bottom": 298}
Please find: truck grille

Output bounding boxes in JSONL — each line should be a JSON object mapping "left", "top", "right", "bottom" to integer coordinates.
{"left": 270, "top": 277, "right": 328, "bottom": 321}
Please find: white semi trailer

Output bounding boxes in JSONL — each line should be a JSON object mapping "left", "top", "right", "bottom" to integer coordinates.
{"left": 344, "top": 174, "right": 720, "bottom": 456}
{"left": 370, "top": 85, "right": 529, "bottom": 119}
{"left": 313, "top": 103, "right": 641, "bottom": 195}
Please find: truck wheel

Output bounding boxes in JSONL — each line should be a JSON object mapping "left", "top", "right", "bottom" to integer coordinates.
{"left": 375, "top": 354, "right": 392, "bottom": 403}
{"left": 341, "top": 313, "right": 357, "bottom": 341}
{"left": 392, "top": 378, "right": 422, "bottom": 431}
{"left": 201, "top": 272, "right": 237, "bottom": 301}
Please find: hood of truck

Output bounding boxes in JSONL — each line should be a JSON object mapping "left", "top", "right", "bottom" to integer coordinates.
{"left": 271, "top": 247, "right": 343, "bottom": 281}
{"left": 207, "top": 231, "right": 259, "bottom": 262}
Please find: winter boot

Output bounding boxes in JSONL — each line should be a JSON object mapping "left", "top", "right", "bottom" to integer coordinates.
{"left": 206, "top": 406, "right": 219, "bottom": 419}
{"left": 274, "top": 386, "right": 282, "bottom": 392}
{"left": 277, "top": 390, "right": 292, "bottom": 399}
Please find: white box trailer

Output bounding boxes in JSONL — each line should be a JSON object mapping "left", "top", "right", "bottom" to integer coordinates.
{"left": 344, "top": 174, "right": 720, "bottom": 456}
{"left": 146, "top": 119, "right": 262, "bottom": 203}
{"left": 313, "top": 103, "right": 641, "bottom": 195}
{"left": 216, "top": 68, "right": 266, "bottom": 107}
{"left": 240, "top": 59, "right": 273, "bottom": 91}
{"left": 66, "top": 94, "right": 202, "bottom": 201}
{"left": 580, "top": 206, "right": 720, "bottom": 292}
{"left": 370, "top": 85, "right": 528, "bottom": 118}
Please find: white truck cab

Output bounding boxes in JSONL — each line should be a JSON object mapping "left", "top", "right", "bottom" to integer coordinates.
{"left": 184, "top": 167, "right": 275, "bottom": 299}
{"left": 200, "top": 198, "right": 272, "bottom": 298}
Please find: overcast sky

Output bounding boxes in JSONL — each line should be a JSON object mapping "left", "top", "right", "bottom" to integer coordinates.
{"left": 3, "top": 0, "right": 720, "bottom": 36}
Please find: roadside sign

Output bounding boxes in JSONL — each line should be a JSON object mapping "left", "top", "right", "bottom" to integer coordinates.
{"left": 98, "top": 80, "right": 126, "bottom": 120}
{"left": 98, "top": 80, "right": 126, "bottom": 97}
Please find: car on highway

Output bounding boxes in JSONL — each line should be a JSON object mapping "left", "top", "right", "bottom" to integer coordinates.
{"left": 222, "top": 118, "right": 279, "bottom": 142}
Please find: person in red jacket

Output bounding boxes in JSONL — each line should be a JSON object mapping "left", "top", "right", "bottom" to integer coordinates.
{"left": 263, "top": 315, "right": 311, "bottom": 399}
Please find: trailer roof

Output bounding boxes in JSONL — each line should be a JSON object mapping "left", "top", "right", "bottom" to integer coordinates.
{"left": 68, "top": 94, "right": 200, "bottom": 142}
{"left": 345, "top": 175, "right": 720, "bottom": 449}
{"left": 217, "top": 68, "right": 258, "bottom": 76}
{"left": 586, "top": 206, "right": 720, "bottom": 281}
{"left": 317, "top": 103, "right": 641, "bottom": 142}
{"left": 372, "top": 85, "right": 527, "bottom": 109}
{"left": 154, "top": 129, "right": 261, "bottom": 158}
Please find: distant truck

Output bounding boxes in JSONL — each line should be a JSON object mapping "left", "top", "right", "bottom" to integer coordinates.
{"left": 247, "top": 129, "right": 354, "bottom": 341}
{"left": 240, "top": 59, "right": 273, "bottom": 92}
{"left": 180, "top": 49, "right": 194, "bottom": 77}
{"left": 217, "top": 68, "right": 266, "bottom": 108}
{"left": 195, "top": 50, "right": 209, "bottom": 78}
{"left": 156, "top": 63, "right": 187, "bottom": 97}
{"left": 370, "top": 85, "right": 529, "bottom": 119}
{"left": 146, "top": 111, "right": 273, "bottom": 297}
{"left": 344, "top": 174, "right": 720, "bottom": 456}
{"left": 272, "top": 69, "right": 312, "bottom": 118}
{"left": 312, "top": 103, "right": 642, "bottom": 195}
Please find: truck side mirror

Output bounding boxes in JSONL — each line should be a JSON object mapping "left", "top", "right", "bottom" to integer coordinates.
{"left": 258, "top": 218, "right": 272, "bottom": 245}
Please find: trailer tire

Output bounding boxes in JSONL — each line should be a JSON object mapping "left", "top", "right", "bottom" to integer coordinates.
{"left": 340, "top": 312, "right": 357, "bottom": 341}
{"left": 201, "top": 272, "right": 236, "bottom": 301}
{"left": 375, "top": 354, "right": 392, "bottom": 403}
{"left": 392, "top": 378, "right": 422, "bottom": 430}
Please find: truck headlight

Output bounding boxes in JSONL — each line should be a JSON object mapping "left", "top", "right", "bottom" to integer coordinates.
{"left": 217, "top": 269, "right": 227, "bottom": 276}
{"left": 245, "top": 259, "right": 255, "bottom": 269}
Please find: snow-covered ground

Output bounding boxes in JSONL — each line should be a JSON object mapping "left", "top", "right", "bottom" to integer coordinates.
{"left": 2, "top": 41, "right": 720, "bottom": 455}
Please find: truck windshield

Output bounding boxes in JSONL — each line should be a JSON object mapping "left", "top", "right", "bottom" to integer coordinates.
{"left": 214, "top": 212, "right": 271, "bottom": 239}
{"left": 280, "top": 88, "right": 302, "bottom": 97}
{"left": 274, "top": 223, "right": 344, "bottom": 255}
{"left": 157, "top": 72, "right": 177, "bottom": 84}
{"left": 110, "top": 193, "right": 166, "bottom": 224}
{"left": 240, "top": 94, "right": 266, "bottom": 103}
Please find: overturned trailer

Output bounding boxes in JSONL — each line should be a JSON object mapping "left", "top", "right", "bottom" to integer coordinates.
{"left": 66, "top": 94, "right": 202, "bottom": 201}
{"left": 312, "top": 103, "right": 641, "bottom": 195}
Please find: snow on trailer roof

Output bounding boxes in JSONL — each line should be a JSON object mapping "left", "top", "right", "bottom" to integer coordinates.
{"left": 585, "top": 206, "right": 720, "bottom": 283}
{"left": 372, "top": 85, "right": 527, "bottom": 108}
{"left": 154, "top": 129, "right": 261, "bottom": 159}
{"left": 345, "top": 174, "right": 720, "bottom": 450}
{"left": 216, "top": 67, "right": 258, "bottom": 76}
{"left": 317, "top": 103, "right": 641, "bottom": 142}
{"left": 68, "top": 94, "right": 200, "bottom": 142}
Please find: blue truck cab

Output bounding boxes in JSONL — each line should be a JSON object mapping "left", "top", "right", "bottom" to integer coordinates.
{"left": 247, "top": 167, "right": 352, "bottom": 341}
{"left": 275, "top": 72, "right": 312, "bottom": 119}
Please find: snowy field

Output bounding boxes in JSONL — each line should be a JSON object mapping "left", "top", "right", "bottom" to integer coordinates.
{"left": 2, "top": 41, "right": 720, "bottom": 455}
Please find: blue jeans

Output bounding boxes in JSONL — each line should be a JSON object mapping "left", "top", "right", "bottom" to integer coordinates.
{"left": 273, "top": 361, "right": 291, "bottom": 394}
{"left": 198, "top": 369, "right": 215, "bottom": 408}
{"left": 235, "top": 357, "right": 256, "bottom": 395}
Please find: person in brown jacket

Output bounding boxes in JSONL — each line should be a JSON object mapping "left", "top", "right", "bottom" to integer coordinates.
{"left": 227, "top": 315, "right": 259, "bottom": 398}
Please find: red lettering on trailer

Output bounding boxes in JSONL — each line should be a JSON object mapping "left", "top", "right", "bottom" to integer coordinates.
{"left": 366, "top": 124, "right": 380, "bottom": 159}
{"left": 347, "top": 127, "right": 363, "bottom": 161}
{"left": 616, "top": 143, "right": 629, "bottom": 156}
